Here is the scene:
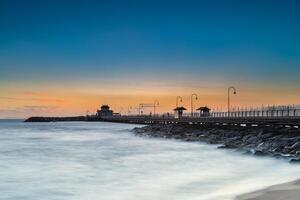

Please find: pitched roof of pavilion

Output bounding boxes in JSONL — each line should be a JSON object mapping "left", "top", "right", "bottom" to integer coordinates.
{"left": 196, "top": 106, "right": 210, "bottom": 111}
{"left": 173, "top": 106, "right": 187, "bottom": 111}
{"left": 101, "top": 105, "right": 110, "bottom": 109}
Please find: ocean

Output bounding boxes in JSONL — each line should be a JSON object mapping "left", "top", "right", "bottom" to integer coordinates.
{"left": 1, "top": 120, "right": 300, "bottom": 200}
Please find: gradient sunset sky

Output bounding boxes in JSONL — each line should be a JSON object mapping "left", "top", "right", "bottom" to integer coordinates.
{"left": 0, "top": 0, "right": 300, "bottom": 118}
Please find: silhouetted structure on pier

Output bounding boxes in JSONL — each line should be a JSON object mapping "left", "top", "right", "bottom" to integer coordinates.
{"left": 197, "top": 106, "right": 211, "bottom": 117}
{"left": 97, "top": 105, "right": 113, "bottom": 117}
{"left": 174, "top": 106, "right": 187, "bottom": 118}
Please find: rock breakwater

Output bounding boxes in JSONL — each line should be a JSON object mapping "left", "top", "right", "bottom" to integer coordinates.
{"left": 133, "top": 124, "right": 300, "bottom": 162}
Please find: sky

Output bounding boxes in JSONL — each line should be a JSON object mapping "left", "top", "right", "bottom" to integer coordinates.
{"left": 0, "top": 0, "right": 300, "bottom": 118}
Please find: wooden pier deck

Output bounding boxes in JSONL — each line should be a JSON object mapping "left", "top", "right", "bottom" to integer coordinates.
{"left": 99, "top": 115, "right": 300, "bottom": 127}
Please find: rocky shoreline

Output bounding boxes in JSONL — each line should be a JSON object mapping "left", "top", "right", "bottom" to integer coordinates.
{"left": 133, "top": 124, "right": 300, "bottom": 162}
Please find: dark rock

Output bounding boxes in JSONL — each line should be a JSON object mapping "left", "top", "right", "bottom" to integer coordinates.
{"left": 253, "top": 150, "right": 268, "bottom": 156}
{"left": 218, "top": 144, "right": 237, "bottom": 149}
{"left": 290, "top": 158, "right": 300, "bottom": 164}
{"left": 242, "top": 150, "right": 253, "bottom": 155}
{"left": 290, "top": 142, "right": 300, "bottom": 150}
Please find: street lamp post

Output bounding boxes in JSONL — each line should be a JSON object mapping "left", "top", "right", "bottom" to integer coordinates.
{"left": 176, "top": 96, "right": 183, "bottom": 107}
{"left": 119, "top": 107, "right": 124, "bottom": 115}
{"left": 153, "top": 100, "right": 159, "bottom": 116}
{"left": 127, "top": 106, "right": 132, "bottom": 115}
{"left": 228, "top": 86, "right": 237, "bottom": 116}
{"left": 190, "top": 94, "right": 198, "bottom": 117}
{"left": 138, "top": 104, "right": 142, "bottom": 115}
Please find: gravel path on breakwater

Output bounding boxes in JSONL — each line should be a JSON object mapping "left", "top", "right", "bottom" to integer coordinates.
{"left": 133, "top": 124, "right": 300, "bottom": 162}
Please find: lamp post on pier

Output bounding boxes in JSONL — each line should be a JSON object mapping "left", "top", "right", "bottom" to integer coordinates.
{"left": 190, "top": 93, "right": 198, "bottom": 117}
{"left": 138, "top": 104, "right": 142, "bottom": 115}
{"left": 153, "top": 100, "right": 159, "bottom": 116}
{"left": 176, "top": 96, "right": 183, "bottom": 107}
{"left": 228, "top": 86, "right": 237, "bottom": 116}
{"left": 119, "top": 107, "right": 124, "bottom": 115}
{"left": 127, "top": 106, "right": 132, "bottom": 115}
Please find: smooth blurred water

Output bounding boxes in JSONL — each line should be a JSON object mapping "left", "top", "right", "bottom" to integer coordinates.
{"left": 1, "top": 121, "right": 300, "bottom": 200}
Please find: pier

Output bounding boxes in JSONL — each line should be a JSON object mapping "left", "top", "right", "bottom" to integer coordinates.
{"left": 26, "top": 104, "right": 300, "bottom": 128}
{"left": 90, "top": 105, "right": 300, "bottom": 127}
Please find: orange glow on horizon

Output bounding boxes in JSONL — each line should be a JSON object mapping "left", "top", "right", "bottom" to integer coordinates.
{"left": 1, "top": 81, "right": 300, "bottom": 119}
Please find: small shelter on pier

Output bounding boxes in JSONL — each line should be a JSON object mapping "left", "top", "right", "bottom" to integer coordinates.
{"left": 173, "top": 106, "right": 187, "bottom": 119}
{"left": 196, "top": 106, "right": 211, "bottom": 117}
{"left": 97, "top": 105, "right": 113, "bottom": 117}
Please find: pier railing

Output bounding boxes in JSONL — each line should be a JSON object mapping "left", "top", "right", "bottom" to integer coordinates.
{"left": 196, "top": 105, "right": 300, "bottom": 118}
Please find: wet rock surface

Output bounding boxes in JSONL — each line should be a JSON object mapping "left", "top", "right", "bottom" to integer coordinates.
{"left": 133, "top": 124, "right": 300, "bottom": 162}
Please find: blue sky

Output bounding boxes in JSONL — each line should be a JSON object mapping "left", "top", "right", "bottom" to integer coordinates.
{"left": 1, "top": 0, "right": 299, "bottom": 83}
{"left": 0, "top": 0, "right": 300, "bottom": 118}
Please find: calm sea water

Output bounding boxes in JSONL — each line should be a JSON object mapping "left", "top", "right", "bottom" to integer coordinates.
{"left": 1, "top": 120, "right": 300, "bottom": 200}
